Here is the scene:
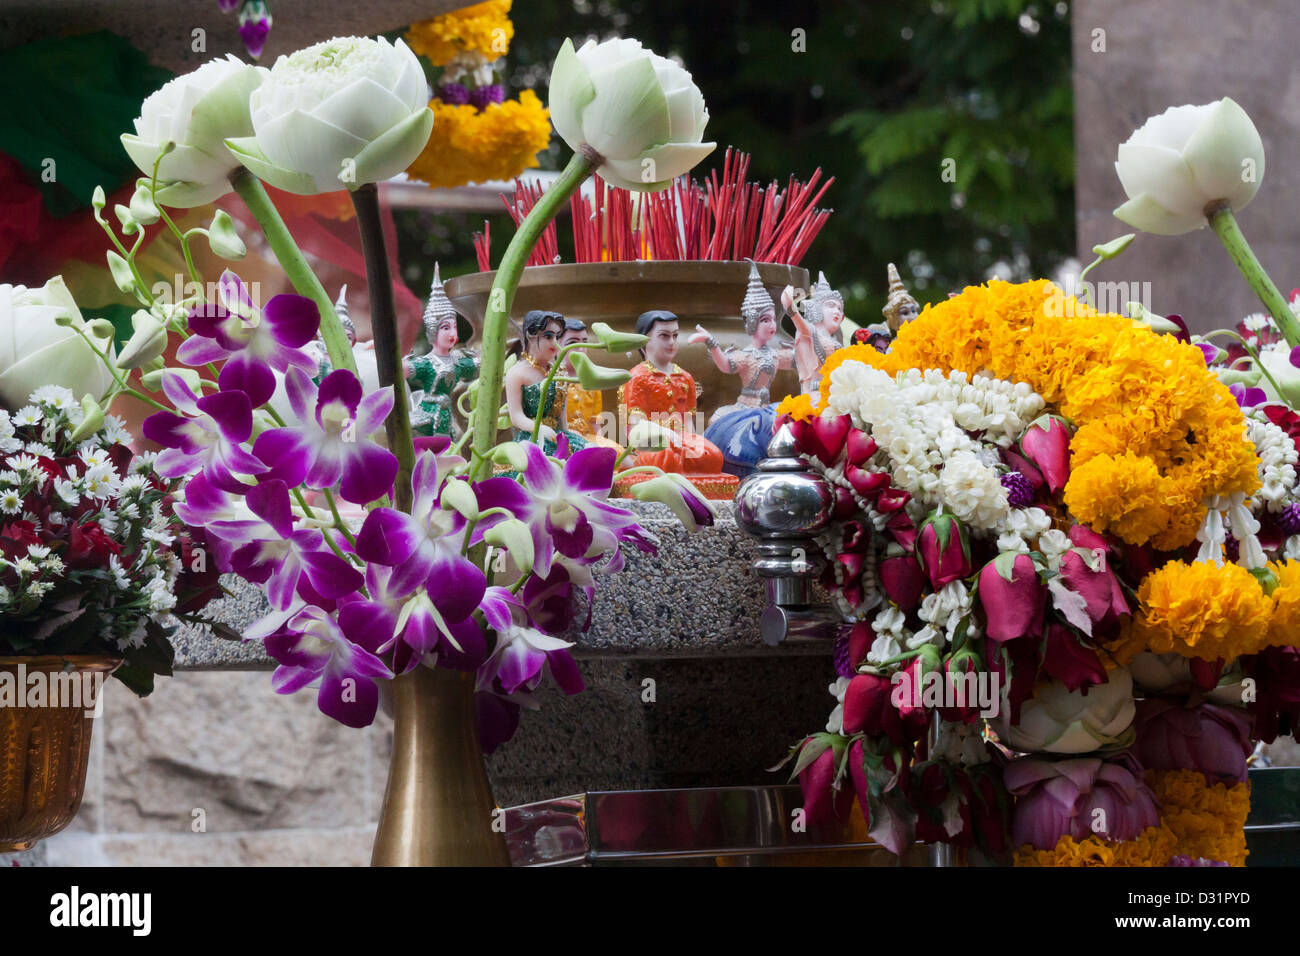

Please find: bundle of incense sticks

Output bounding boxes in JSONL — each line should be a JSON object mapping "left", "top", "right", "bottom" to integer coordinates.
{"left": 476, "top": 148, "right": 832, "bottom": 269}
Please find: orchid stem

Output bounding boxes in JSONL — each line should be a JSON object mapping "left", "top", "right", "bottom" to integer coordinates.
{"left": 469, "top": 151, "right": 595, "bottom": 483}
{"left": 350, "top": 182, "right": 415, "bottom": 515}
{"left": 228, "top": 168, "right": 358, "bottom": 377}
{"left": 1206, "top": 202, "right": 1300, "bottom": 348}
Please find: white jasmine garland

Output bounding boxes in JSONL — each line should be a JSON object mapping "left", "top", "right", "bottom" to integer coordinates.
{"left": 1247, "top": 417, "right": 1297, "bottom": 513}
{"left": 825, "top": 362, "right": 1040, "bottom": 532}
{"left": 826, "top": 676, "right": 851, "bottom": 734}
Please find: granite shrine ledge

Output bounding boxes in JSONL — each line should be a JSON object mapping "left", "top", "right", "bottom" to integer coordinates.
{"left": 172, "top": 499, "right": 831, "bottom": 669}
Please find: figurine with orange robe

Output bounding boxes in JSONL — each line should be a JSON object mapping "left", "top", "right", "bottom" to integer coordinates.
{"left": 617, "top": 310, "right": 737, "bottom": 498}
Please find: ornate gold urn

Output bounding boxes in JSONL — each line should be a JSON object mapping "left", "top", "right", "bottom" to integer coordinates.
{"left": 0, "top": 655, "right": 119, "bottom": 852}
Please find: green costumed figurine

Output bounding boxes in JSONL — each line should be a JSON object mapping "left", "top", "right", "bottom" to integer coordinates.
{"left": 403, "top": 263, "right": 479, "bottom": 439}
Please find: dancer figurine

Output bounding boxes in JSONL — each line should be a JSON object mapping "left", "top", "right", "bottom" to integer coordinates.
{"left": 692, "top": 260, "right": 794, "bottom": 477}
{"left": 880, "top": 262, "right": 921, "bottom": 331}
{"left": 403, "top": 264, "right": 479, "bottom": 438}
{"left": 560, "top": 318, "right": 623, "bottom": 453}
{"left": 615, "top": 310, "right": 737, "bottom": 498}
{"left": 503, "top": 309, "right": 587, "bottom": 456}
{"left": 781, "top": 269, "right": 845, "bottom": 394}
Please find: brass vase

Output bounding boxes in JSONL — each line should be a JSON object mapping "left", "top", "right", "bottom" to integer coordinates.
{"left": 0, "top": 655, "right": 119, "bottom": 852}
{"left": 371, "top": 665, "right": 511, "bottom": 866}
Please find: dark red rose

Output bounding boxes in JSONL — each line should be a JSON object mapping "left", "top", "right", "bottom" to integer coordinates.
{"left": 1040, "top": 623, "right": 1108, "bottom": 692}
{"left": 912, "top": 762, "right": 973, "bottom": 848}
{"left": 65, "top": 521, "right": 121, "bottom": 569}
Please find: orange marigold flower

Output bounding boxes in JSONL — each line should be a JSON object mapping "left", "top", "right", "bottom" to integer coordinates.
{"left": 1118, "top": 560, "right": 1272, "bottom": 662}
{"left": 406, "top": 0, "right": 514, "bottom": 66}
{"left": 1146, "top": 770, "right": 1250, "bottom": 866}
{"left": 406, "top": 90, "right": 551, "bottom": 190}
{"left": 1013, "top": 825, "right": 1179, "bottom": 867}
{"left": 1268, "top": 560, "right": 1300, "bottom": 647}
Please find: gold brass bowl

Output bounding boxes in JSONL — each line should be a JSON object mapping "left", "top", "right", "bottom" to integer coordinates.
{"left": 0, "top": 655, "right": 120, "bottom": 852}
{"left": 443, "top": 260, "right": 811, "bottom": 424}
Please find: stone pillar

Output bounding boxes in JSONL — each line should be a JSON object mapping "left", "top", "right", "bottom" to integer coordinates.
{"left": 1072, "top": 0, "right": 1300, "bottom": 333}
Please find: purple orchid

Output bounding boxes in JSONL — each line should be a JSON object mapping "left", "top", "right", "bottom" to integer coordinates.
{"left": 474, "top": 444, "right": 656, "bottom": 579}
{"left": 142, "top": 371, "right": 268, "bottom": 493}
{"left": 205, "top": 480, "right": 362, "bottom": 610}
{"left": 477, "top": 586, "right": 584, "bottom": 697}
{"left": 1229, "top": 383, "right": 1268, "bottom": 408}
{"left": 178, "top": 271, "right": 319, "bottom": 408}
{"left": 253, "top": 367, "right": 397, "bottom": 505}
{"left": 354, "top": 449, "right": 487, "bottom": 618}
{"left": 336, "top": 562, "right": 486, "bottom": 675}
{"left": 249, "top": 602, "right": 394, "bottom": 727}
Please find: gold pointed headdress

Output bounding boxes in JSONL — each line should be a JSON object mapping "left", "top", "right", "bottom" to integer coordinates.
{"left": 881, "top": 262, "right": 920, "bottom": 331}
{"left": 740, "top": 259, "right": 775, "bottom": 335}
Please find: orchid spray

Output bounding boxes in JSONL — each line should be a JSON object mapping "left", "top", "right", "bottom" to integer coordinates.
{"left": 88, "top": 35, "right": 719, "bottom": 748}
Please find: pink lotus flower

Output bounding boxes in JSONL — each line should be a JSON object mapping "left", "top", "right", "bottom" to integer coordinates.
{"left": 978, "top": 551, "right": 1046, "bottom": 642}
{"left": 1019, "top": 414, "right": 1072, "bottom": 495}
{"left": 1134, "top": 699, "right": 1253, "bottom": 783}
{"left": 917, "top": 511, "right": 971, "bottom": 589}
{"left": 1005, "top": 753, "right": 1160, "bottom": 850}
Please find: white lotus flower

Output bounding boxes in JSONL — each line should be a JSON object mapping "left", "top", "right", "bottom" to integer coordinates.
{"left": 225, "top": 35, "right": 434, "bottom": 195}
{"left": 996, "top": 669, "right": 1136, "bottom": 755}
{"left": 1128, "top": 652, "right": 1248, "bottom": 707}
{"left": 0, "top": 278, "right": 116, "bottom": 411}
{"left": 121, "top": 54, "right": 266, "bottom": 207}
{"left": 1114, "top": 98, "right": 1265, "bottom": 235}
{"left": 548, "top": 37, "right": 715, "bottom": 191}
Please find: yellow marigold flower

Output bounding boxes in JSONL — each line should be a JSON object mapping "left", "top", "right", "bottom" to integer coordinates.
{"left": 406, "top": 0, "right": 514, "bottom": 66}
{"left": 1119, "top": 560, "right": 1272, "bottom": 662}
{"left": 406, "top": 90, "right": 551, "bottom": 190}
{"left": 775, "top": 391, "right": 818, "bottom": 421}
{"left": 1146, "top": 770, "right": 1250, "bottom": 866}
{"left": 1268, "top": 560, "right": 1300, "bottom": 647}
{"left": 1064, "top": 452, "right": 1174, "bottom": 545}
{"left": 1013, "top": 825, "right": 1179, "bottom": 867}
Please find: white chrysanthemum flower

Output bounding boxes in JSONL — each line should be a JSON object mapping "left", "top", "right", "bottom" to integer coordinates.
{"left": 31, "top": 384, "right": 76, "bottom": 409}
{"left": 26, "top": 543, "right": 50, "bottom": 559}
{"left": 23, "top": 442, "right": 53, "bottom": 457}
{"left": 13, "top": 556, "right": 38, "bottom": 575}
{"left": 120, "top": 474, "right": 149, "bottom": 494}
{"left": 102, "top": 415, "right": 132, "bottom": 444}
{"left": 0, "top": 490, "right": 21, "bottom": 513}
{"left": 12, "top": 406, "right": 41, "bottom": 427}
{"left": 131, "top": 451, "right": 158, "bottom": 474}
{"left": 1243, "top": 312, "right": 1272, "bottom": 332}
{"left": 53, "top": 478, "right": 79, "bottom": 507}
{"left": 109, "top": 554, "right": 132, "bottom": 590}
{"left": 9, "top": 453, "right": 40, "bottom": 475}
{"left": 0, "top": 469, "right": 21, "bottom": 487}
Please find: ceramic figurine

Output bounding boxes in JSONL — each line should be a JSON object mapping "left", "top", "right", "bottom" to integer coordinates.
{"left": 691, "top": 260, "right": 795, "bottom": 477}
{"left": 404, "top": 264, "right": 479, "bottom": 438}
{"left": 881, "top": 262, "right": 920, "bottom": 331}
{"left": 560, "top": 318, "right": 624, "bottom": 454}
{"left": 306, "top": 285, "right": 359, "bottom": 383}
{"left": 781, "top": 269, "right": 845, "bottom": 393}
{"left": 503, "top": 309, "right": 587, "bottom": 456}
{"left": 619, "top": 309, "right": 730, "bottom": 479}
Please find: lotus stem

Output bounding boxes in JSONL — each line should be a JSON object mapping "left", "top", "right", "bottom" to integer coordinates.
{"left": 1206, "top": 202, "right": 1300, "bottom": 348}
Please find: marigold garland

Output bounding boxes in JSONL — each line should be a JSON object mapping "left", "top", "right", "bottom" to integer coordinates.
{"left": 405, "top": 89, "right": 551, "bottom": 189}
{"left": 792, "top": 279, "right": 1260, "bottom": 550}
{"left": 405, "top": 0, "right": 514, "bottom": 66}
{"left": 1147, "top": 769, "right": 1250, "bottom": 867}
{"left": 1114, "top": 560, "right": 1273, "bottom": 662}
{"left": 1013, "top": 824, "right": 1179, "bottom": 867}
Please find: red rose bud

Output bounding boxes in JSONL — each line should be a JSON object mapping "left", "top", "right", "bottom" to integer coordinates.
{"left": 938, "top": 651, "right": 983, "bottom": 723}
{"left": 1041, "top": 623, "right": 1108, "bottom": 692}
{"left": 887, "top": 511, "right": 918, "bottom": 551}
{"left": 845, "top": 428, "right": 878, "bottom": 467}
{"left": 1000, "top": 447, "right": 1045, "bottom": 492}
{"left": 876, "top": 485, "right": 911, "bottom": 514}
{"left": 847, "top": 621, "right": 874, "bottom": 671}
{"left": 804, "top": 412, "right": 852, "bottom": 467}
{"left": 1058, "top": 547, "right": 1129, "bottom": 636}
{"left": 845, "top": 464, "right": 890, "bottom": 497}
{"left": 840, "top": 519, "right": 869, "bottom": 553}
{"left": 842, "top": 673, "right": 897, "bottom": 737}
{"left": 895, "top": 649, "right": 941, "bottom": 734}
{"left": 1066, "top": 523, "right": 1109, "bottom": 554}
{"left": 879, "top": 543, "right": 926, "bottom": 611}
{"left": 837, "top": 552, "right": 864, "bottom": 581}
{"left": 917, "top": 512, "right": 972, "bottom": 589}
{"left": 832, "top": 485, "right": 857, "bottom": 520}
{"left": 978, "top": 552, "right": 1046, "bottom": 643}
{"left": 1019, "top": 414, "right": 1072, "bottom": 495}
{"left": 797, "top": 737, "right": 853, "bottom": 829}
{"left": 913, "top": 762, "right": 974, "bottom": 848}
{"left": 1189, "top": 657, "right": 1225, "bottom": 692}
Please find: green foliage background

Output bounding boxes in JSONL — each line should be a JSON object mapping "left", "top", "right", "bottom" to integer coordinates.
{"left": 396, "top": 0, "right": 1075, "bottom": 323}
